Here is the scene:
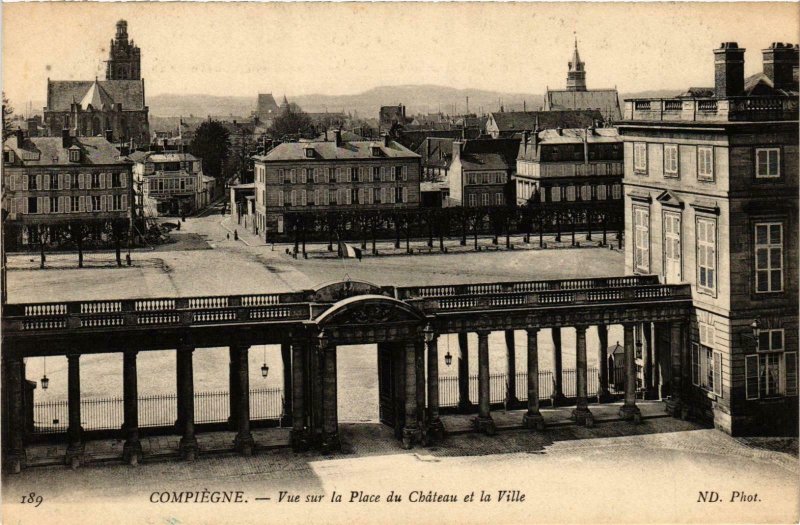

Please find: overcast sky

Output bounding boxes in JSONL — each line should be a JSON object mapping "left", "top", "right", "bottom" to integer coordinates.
{"left": 3, "top": 2, "right": 799, "bottom": 108}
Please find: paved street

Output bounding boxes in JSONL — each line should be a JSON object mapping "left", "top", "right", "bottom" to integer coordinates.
{"left": 3, "top": 415, "right": 798, "bottom": 525}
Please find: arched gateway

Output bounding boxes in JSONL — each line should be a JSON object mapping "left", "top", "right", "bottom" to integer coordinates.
{"left": 292, "top": 281, "right": 432, "bottom": 451}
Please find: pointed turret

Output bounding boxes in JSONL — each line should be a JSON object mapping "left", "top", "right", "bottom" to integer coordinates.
{"left": 566, "top": 37, "right": 587, "bottom": 91}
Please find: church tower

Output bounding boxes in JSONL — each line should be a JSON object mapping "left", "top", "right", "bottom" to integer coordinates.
{"left": 566, "top": 38, "right": 587, "bottom": 92}
{"left": 105, "top": 20, "right": 141, "bottom": 80}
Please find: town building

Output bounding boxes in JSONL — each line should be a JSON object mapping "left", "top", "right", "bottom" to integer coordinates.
{"left": 618, "top": 41, "right": 799, "bottom": 435}
{"left": 544, "top": 40, "right": 622, "bottom": 122}
{"left": 484, "top": 109, "right": 602, "bottom": 139}
{"left": 446, "top": 138, "right": 519, "bottom": 207}
{"left": 2, "top": 130, "right": 133, "bottom": 250}
{"left": 514, "top": 127, "right": 623, "bottom": 206}
{"left": 130, "top": 151, "right": 215, "bottom": 217}
{"left": 43, "top": 20, "right": 149, "bottom": 147}
{"left": 252, "top": 131, "right": 421, "bottom": 239}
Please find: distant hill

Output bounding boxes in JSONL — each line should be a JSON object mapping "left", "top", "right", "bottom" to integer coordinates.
{"left": 147, "top": 85, "right": 687, "bottom": 122}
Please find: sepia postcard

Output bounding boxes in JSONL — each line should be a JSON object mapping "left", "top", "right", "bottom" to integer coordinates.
{"left": 1, "top": 2, "right": 799, "bottom": 524}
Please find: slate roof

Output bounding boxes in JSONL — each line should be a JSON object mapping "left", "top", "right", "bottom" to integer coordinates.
{"left": 544, "top": 90, "right": 621, "bottom": 121}
{"left": 487, "top": 110, "right": 603, "bottom": 135}
{"left": 516, "top": 128, "right": 620, "bottom": 162}
{"left": 3, "top": 136, "right": 129, "bottom": 166}
{"left": 47, "top": 79, "right": 146, "bottom": 111}
{"left": 257, "top": 94, "right": 279, "bottom": 115}
{"left": 458, "top": 138, "right": 520, "bottom": 171}
{"left": 254, "top": 139, "right": 420, "bottom": 162}
{"left": 416, "top": 137, "right": 456, "bottom": 169}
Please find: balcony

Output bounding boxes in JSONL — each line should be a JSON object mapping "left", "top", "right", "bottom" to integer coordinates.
{"left": 623, "top": 96, "right": 799, "bottom": 123}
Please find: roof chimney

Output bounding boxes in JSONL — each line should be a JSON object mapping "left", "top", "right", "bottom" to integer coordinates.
{"left": 383, "top": 133, "right": 390, "bottom": 147}
{"left": 521, "top": 130, "right": 530, "bottom": 155}
{"left": 334, "top": 129, "right": 342, "bottom": 147}
{"left": 556, "top": 127, "right": 563, "bottom": 136}
{"left": 532, "top": 128, "right": 540, "bottom": 149}
{"left": 62, "top": 127, "right": 71, "bottom": 149}
{"left": 714, "top": 42, "right": 745, "bottom": 98}
{"left": 453, "top": 140, "right": 464, "bottom": 160}
{"left": 762, "top": 42, "right": 799, "bottom": 91}
{"left": 15, "top": 129, "right": 24, "bottom": 148}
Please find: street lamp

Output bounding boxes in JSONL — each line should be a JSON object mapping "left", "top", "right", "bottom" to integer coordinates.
{"left": 40, "top": 356, "right": 49, "bottom": 390}
{"left": 261, "top": 346, "right": 269, "bottom": 378}
{"left": 318, "top": 330, "right": 329, "bottom": 352}
{"left": 423, "top": 323, "right": 435, "bottom": 343}
{"left": 747, "top": 319, "right": 762, "bottom": 351}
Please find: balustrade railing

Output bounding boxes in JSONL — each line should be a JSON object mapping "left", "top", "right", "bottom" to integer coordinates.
{"left": 32, "top": 387, "right": 284, "bottom": 434}
{"left": 625, "top": 96, "right": 798, "bottom": 122}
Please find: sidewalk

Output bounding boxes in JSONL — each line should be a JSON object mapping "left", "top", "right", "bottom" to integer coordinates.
{"left": 24, "top": 401, "right": 667, "bottom": 469}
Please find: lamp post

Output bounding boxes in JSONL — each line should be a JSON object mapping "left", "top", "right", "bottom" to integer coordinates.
{"left": 41, "top": 356, "right": 49, "bottom": 390}
{"left": 750, "top": 319, "right": 761, "bottom": 350}
{"left": 261, "top": 346, "right": 269, "bottom": 379}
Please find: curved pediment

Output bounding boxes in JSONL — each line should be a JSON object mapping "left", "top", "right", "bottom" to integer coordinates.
{"left": 312, "top": 280, "right": 390, "bottom": 303}
{"left": 315, "top": 295, "right": 426, "bottom": 327}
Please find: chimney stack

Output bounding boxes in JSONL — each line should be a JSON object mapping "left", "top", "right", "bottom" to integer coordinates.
{"left": 62, "top": 127, "right": 71, "bottom": 149}
{"left": 453, "top": 140, "right": 464, "bottom": 160}
{"left": 105, "top": 128, "right": 113, "bottom": 142}
{"left": 383, "top": 133, "right": 390, "bottom": 147}
{"left": 334, "top": 129, "right": 342, "bottom": 147}
{"left": 14, "top": 129, "right": 24, "bottom": 148}
{"left": 532, "top": 128, "right": 540, "bottom": 149}
{"left": 521, "top": 130, "right": 530, "bottom": 155}
{"left": 714, "top": 42, "right": 746, "bottom": 98}
{"left": 762, "top": 42, "right": 799, "bottom": 91}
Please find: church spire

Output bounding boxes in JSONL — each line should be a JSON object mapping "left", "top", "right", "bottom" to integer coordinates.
{"left": 566, "top": 36, "right": 587, "bottom": 91}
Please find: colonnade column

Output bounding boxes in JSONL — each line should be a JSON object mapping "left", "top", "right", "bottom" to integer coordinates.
{"left": 523, "top": 328, "right": 545, "bottom": 430}
{"left": 426, "top": 334, "right": 444, "bottom": 440}
{"left": 177, "top": 344, "right": 198, "bottom": 460}
{"left": 175, "top": 350, "right": 185, "bottom": 431}
{"left": 571, "top": 326, "right": 593, "bottom": 426}
{"left": 233, "top": 345, "right": 254, "bottom": 456}
{"left": 4, "top": 357, "right": 26, "bottom": 473}
{"left": 281, "top": 343, "right": 293, "bottom": 424}
{"left": 401, "top": 340, "right": 419, "bottom": 449}
{"left": 227, "top": 346, "right": 241, "bottom": 430}
{"left": 290, "top": 340, "right": 309, "bottom": 451}
{"left": 642, "top": 322, "right": 657, "bottom": 399}
{"left": 619, "top": 323, "right": 642, "bottom": 423}
{"left": 65, "top": 353, "right": 84, "bottom": 468}
{"left": 551, "top": 327, "right": 565, "bottom": 405}
{"left": 474, "top": 330, "right": 496, "bottom": 435}
{"left": 596, "top": 324, "right": 611, "bottom": 402}
{"left": 457, "top": 332, "right": 472, "bottom": 412}
{"left": 122, "top": 350, "right": 142, "bottom": 465}
{"left": 505, "top": 330, "right": 519, "bottom": 407}
{"left": 321, "top": 343, "right": 340, "bottom": 453}
{"left": 666, "top": 320, "right": 688, "bottom": 418}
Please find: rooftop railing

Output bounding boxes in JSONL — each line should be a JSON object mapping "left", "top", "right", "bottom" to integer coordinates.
{"left": 623, "top": 96, "right": 798, "bottom": 123}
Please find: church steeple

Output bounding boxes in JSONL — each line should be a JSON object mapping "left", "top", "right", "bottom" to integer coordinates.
{"left": 106, "top": 20, "right": 141, "bottom": 80}
{"left": 566, "top": 37, "right": 587, "bottom": 92}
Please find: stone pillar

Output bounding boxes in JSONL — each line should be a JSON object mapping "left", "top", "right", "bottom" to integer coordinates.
{"left": 122, "top": 351, "right": 142, "bottom": 465}
{"left": 281, "top": 343, "right": 293, "bottom": 423}
{"left": 310, "top": 339, "right": 325, "bottom": 447}
{"left": 551, "top": 327, "right": 566, "bottom": 405}
{"left": 457, "top": 332, "right": 472, "bottom": 412}
{"left": 290, "top": 341, "right": 309, "bottom": 451}
{"left": 177, "top": 345, "right": 198, "bottom": 460}
{"left": 523, "top": 328, "right": 545, "bottom": 430}
{"left": 652, "top": 324, "right": 662, "bottom": 399}
{"left": 65, "top": 353, "right": 84, "bottom": 468}
{"left": 619, "top": 323, "right": 642, "bottom": 422}
{"left": 571, "top": 326, "right": 593, "bottom": 426}
{"left": 596, "top": 324, "right": 611, "bottom": 402}
{"left": 233, "top": 345, "right": 255, "bottom": 455}
{"left": 175, "top": 350, "right": 185, "bottom": 431}
{"left": 401, "top": 341, "right": 419, "bottom": 449}
{"left": 4, "top": 357, "right": 26, "bottom": 473}
{"left": 642, "top": 322, "right": 658, "bottom": 399}
{"left": 321, "top": 344, "right": 340, "bottom": 453}
{"left": 426, "top": 335, "right": 445, "bottom": 440}
{"left": 665, "top": 321, "right": 684, "bottom": 417}
{"left": 504, "top": 330, "right": 519, "bottom": 407}
{"left": 474, "top": 330, "right": 495, "bottom": 434}
{"left": 415, "top": 340, "right": 426, "bottom": 443}
{"left": 227, "top": 346, "right": 241, "bottom": 430}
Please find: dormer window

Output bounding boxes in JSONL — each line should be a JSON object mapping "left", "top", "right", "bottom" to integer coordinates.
{"left": 304, "top": 146, "right": 315, "bottom": 158}
{"left": 68, "top": 147, "right": 81, "bottom": 163}
{"left": 3, "top": 150, "right": 14, "bottom": 163}
{"left": 371, "top": 145, "right": 381, "bottom": 157}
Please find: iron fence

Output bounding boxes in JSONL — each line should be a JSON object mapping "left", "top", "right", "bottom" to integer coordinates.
{"left": 33, "top": 387, "right": 284, "bottom": 435}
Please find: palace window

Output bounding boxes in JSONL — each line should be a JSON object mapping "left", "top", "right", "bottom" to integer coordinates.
{"left": 91, "top": 196, "right": 101, "bottom": 212}
{"left": 664, "top": 144, "right": 679, "bottom": 177}
{"left": 351, "top": 167, "right": 359, "bottom": 182}
{"left": 395, "top": 166, "right": 403, "bottom": 181}
{"left": 50, "top": 173, "right": 59, "bottom": 190}
{"left": 112, "top": 173, "right": 121, "bottom": 188}
{"left": 746, "top": 329, "right": 797, "bottom": 399}
{"left": 696, "top": 217, "right": 717, "bottom": 294}
{"left": 71, "top": 196, "right": 80, "bottom": 212}
{"left": 633, "top": 206, "right": 650, "bottom": 273}
{"left": 633, "top": 142, "right": 647, "bottom": 174}
{"left": 468, "top": 194, "right": 477, "bottom": 207}
{"left": 28, "top": 174, "right": 38, "bottom": 190}
{"left": 565, "top": 185, "right": 576, "bottom": 202}
{"left": 551, "top": 187, "right": 561, "bottom": 202}
{"left": 597, "top": 184, "right": 607, "bottom": 200}
{"left": 28, "top": 197, "right": 37, "bottom": 213}
{"left": 611, "top": 184, "right": 622, "bottom": 199}
{"left": 692, "top": 343, "right": 722, "bottom": 396}
{"left": 112, "top": 194, "right": 123, "bottom": 211}
{"left": 481, "top": 193, "right": 490, "bottom": 206}
{"left": 50, "top": 197, "right": 59, "bottom": 213}
{"left": 755, "top": 223, "right": 783, "bottom": 293}
{"left": 92, "top": 173, "right": 101, "bottom": 189}
{"left": 495, "top": 193, "right": 503, "bottom": 205}
{"left": 697, "top": 146, "right": 714, "bottom": 181}
{"left": 755, "top": 148, "right": 780, "bottom": 178}
{"left": 71, "top": 173, "right": 80, "bottom": 188}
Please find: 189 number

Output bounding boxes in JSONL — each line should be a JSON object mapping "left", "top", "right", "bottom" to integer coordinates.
{"left": 21, "top": 492, "right": 44, "bottom": 507}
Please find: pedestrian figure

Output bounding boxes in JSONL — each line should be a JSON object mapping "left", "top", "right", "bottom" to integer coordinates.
{"left": 125, "top": 253, "right": 132, "bottom": 266}
{"left": 234, "top": 230, "right": 238, "bottom": 241}
{"left": 227, "top": 233, "right": 230, "bottom": 240}
{"left": 176, "top": 221, "right": 181, "bottom": 231}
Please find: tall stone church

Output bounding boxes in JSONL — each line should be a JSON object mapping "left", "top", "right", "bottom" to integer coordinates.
{"left": 43, "top": 20, "right": 149, "bottom": 147}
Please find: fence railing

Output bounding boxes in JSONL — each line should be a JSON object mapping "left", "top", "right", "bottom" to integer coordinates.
{"left": 439, "top": 367, "right": 627, "bottom": 407}
{"left": 33, "top": 387, "right": 284, "bottom": 434}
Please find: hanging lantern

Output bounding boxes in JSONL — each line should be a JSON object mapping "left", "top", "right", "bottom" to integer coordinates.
{"left": 40, "top": 374, "right": 49, "bottom": 390}
{"left": 444, "top": 351, "right": 453, "bottom": 367}
{"left": 261, "top": 363, "right": 269, "bottom": 378}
